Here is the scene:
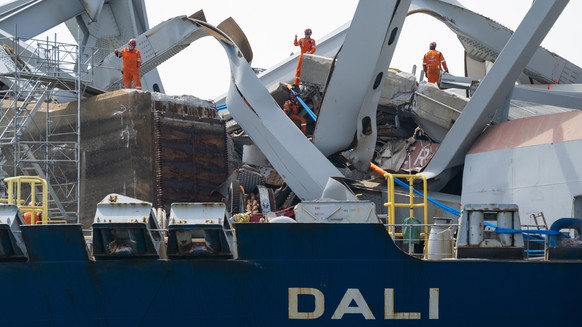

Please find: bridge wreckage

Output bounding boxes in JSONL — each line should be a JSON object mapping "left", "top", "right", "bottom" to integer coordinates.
{"left": 0, "top": 0, "right": 580, "bottom": 325}
{"left": 0, "top": 0, "right": 581, "bottom": 227}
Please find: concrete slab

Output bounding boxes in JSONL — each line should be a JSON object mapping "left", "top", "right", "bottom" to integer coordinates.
{"left": 3, "top": 90, "right": 228, "bottom": 226}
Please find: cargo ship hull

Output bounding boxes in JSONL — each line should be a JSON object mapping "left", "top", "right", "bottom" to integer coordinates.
{"left": 1, "top": 223, "right": 578, "bottom": 326}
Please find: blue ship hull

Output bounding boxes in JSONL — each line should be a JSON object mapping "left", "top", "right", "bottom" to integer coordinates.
{"left": 0, "top": 223, "right": 579, "bottom": 326}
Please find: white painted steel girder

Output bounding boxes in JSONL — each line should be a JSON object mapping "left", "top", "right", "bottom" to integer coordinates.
{"left": 0, "top": 0, "right": 164, "bottom": 93}
{"left": 92, "top": 15, "right": 208, "bottom": 91}
{"left": 410, "top": 0, "right": 582, "bottom": 84}
{"left": 0, "top": 0, "right": 85, "bottom": 38}
{"left": 512, "top": 84, "right": 582, "bottom": 110}
{"left": 423, "top": 0, "right": 570, "bottom": 180}
{"left": 190, "top": 19, "right": 345, "bottom": 200}
{"left": 312, "top": 0, "right": 411, "bottom": 163}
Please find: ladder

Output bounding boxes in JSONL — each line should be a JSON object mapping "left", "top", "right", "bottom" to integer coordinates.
{"left": 523, "top": 212, "right": 549, "bottom": 260}
{"left": 531, "top": 212, "right": 548, "bottom": 230}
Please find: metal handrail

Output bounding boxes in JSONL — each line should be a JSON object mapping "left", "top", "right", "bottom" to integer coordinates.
{"left": 2, "top": 176, "right": 49, "bottom": 224}
{"left": 384, "top": 172, "right": 429, "bottom": 243}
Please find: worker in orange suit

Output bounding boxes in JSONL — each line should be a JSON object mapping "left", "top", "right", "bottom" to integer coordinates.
{"left": 293, "top": 28, "right": 316, "bottom": 87}
{"left": 283, "top": 93, "right": 307, "bottom": 134}
{"left": 114, "top": 39, "right": 142, "bottom": 90}
{"left": 422, "top": 41, "right": 449, "bottom": 84}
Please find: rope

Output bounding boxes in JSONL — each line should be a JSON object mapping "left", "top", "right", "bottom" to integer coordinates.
{"left": 285, "top": 83, "right": 317, "bottom": 121}
{"left": 391, "top": 176, "right": 461, "bottom": 216}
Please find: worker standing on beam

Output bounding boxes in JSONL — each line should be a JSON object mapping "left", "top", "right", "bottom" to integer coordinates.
{"left": 114, "top": 38, "right": 142, "bottom": 90}
{"left": 293, "top": 28, "right": 316, "bottom": 88}
{"left": 422, "top": 41, "right": 449, "bottom": 84}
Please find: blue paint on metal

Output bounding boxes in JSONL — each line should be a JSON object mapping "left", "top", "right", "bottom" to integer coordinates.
{"left": 484, "top": 221, "right": 562, "bottom": 235}
{"left": 0, "top": 223, "right": 580, "bottom": 325}
{"left": 20, "top": 224, "right": 91, "bottom": 262}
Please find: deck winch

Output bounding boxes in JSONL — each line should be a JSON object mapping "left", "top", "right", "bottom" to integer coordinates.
{"left": 457, "top": 204, "right": 525, "bottom": 259}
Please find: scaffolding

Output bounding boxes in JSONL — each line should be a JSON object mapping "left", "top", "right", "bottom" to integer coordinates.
{"left": 0, "top": 34, "right": 92, "bottom": 223}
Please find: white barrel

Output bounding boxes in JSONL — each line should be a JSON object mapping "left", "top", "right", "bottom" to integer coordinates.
{"left": 427, "top": 217, "right": 454, "bottom": 260}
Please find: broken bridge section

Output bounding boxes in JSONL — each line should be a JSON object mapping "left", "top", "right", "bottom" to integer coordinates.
{"left": 152, "top": 93, "right": 228, "bottom": 213}
{"left": 63, "top": 90, "right": 226, "bottom": 226}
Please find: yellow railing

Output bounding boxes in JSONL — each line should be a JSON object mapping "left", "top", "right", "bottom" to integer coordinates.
{"left": 370, "top": 163, "right": 428, "bottom": 244}
{"left": 0, "top": 176, "right": 49, "bottom": 224}
{"left": 385, "top": 173, "right": 428, "bottom": 240}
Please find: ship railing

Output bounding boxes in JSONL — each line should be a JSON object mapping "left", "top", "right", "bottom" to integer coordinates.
{"left": 384, "top": 173, "right": 429, "bottom": 241}
{"left": 369, "top": 164, "right": 431, "bottom": 247}
{"left": 521, "top": 224, "right": 547, "bottom": 259}
{"left": 0, "top": 176, "right": 49, "bottom": 224}
{"left": 522, "top": 233, "right": 549, "bottom": 260}
{"left": 513, "top": 227, "right": 569, "bottom": 261}
{"left": 385, "top": 222, "right": 459, "bottom": 260}
{"left": 521, "top": 213, "right": 550, "bottom": 260}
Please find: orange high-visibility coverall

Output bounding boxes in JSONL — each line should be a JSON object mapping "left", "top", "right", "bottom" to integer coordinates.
{"left": 283, "top": 99, "right": 307, "bottom": 134}
{"left": 422, "top": 49, "right": 448, "bottom": 84}
{"left": 293, "top": 37, "right": 316, "bottom": 86}
{"left": 117, "top": 47, "right": 142, "bottom": 89}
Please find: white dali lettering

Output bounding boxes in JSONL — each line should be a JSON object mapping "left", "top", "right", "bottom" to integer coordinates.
{"left": 288, "top": 287, "right": 439, "bottom": 320}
